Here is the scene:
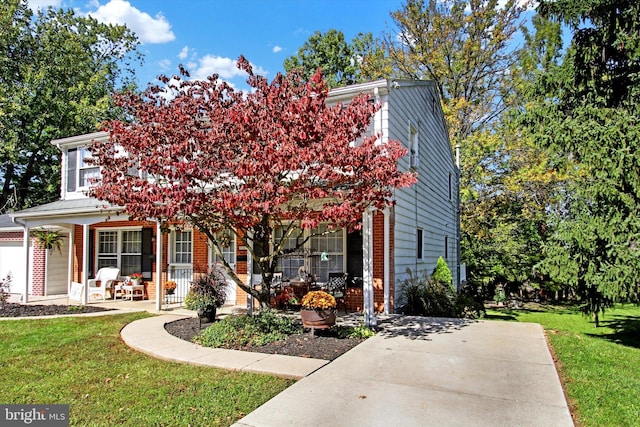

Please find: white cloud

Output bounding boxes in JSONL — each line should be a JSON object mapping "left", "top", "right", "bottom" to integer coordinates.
{"left": 178, "top": 46, "right": 190, "bottom": 60}
{"left": 272, "top": 45, "right": 282, "bottom": 53}
{"left": 26, "top": 0, "right": 61, "bottom": 10}
{"left": 191, "top": 55, "right": 268, "bottom": 81}
{"left": 88, "top": 0, "right": 175, "bottom": 44}
{"left": 158, "top": 58, "right": 171, "bottom": 71}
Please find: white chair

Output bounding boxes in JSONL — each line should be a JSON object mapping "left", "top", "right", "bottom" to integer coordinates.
{"left": 87, "top": 267, "right": 120, "bottom": 301}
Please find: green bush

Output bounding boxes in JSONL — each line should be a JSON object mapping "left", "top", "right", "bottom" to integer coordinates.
{"left": 432, "top": 256, "right": 453, "bottom": 287}
{"left": 333, "top": 324, "right": 376, "bottom": 339}
{"left": 194, "top": 309, "right": 302, "bottom": 348}
{"left": 400, "top": 269, "right": 483, "bottom": 318}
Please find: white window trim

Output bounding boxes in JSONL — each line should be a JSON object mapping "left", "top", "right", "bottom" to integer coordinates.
{"left": 95, "top": 227, "right": 143, "bottom": 275}
{"left": 169, "top": 228, "right": 194, "bottom": 266}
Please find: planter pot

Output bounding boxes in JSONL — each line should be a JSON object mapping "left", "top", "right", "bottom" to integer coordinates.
{"left": 131, "top": 279, "right": 140, "bottom": 286}
{"left": 197, "top": 307, "right": 217, "bottom": 323}
{"left": 300, "top": 308, "right": 336, "bottom": 329}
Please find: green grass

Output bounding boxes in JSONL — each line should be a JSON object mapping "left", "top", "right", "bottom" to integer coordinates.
{"left": 487, "top": 303, "right": 640, "bottom": 427}
{"left": 0, "top": 313, "right": 294, "bottom": 426}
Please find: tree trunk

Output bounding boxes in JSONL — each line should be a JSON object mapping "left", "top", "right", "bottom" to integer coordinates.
{"left": 593, "top": 311, "right": 600, "bottom": 328}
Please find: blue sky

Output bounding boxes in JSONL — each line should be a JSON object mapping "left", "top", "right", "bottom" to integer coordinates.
{"left": 29, "top": 0, "right": 407, "bottom": 90}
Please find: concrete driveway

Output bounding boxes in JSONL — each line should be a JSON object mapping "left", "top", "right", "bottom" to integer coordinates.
{"left": 234, "top": 316, "right": 574, "bottom": 427}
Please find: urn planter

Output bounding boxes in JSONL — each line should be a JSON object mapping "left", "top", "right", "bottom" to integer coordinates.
{"left": 300, "top": 308, "right": 336, "bottom": 329}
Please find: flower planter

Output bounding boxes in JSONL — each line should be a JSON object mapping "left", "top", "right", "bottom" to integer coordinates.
{"left": 300, "top": 308, "right": 336, "bottom": 329}
{"left": 197, "top": 307, "right": 217, "bottom": 323}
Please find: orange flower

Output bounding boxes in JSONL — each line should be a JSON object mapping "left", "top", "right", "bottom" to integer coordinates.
{"left": 301, "top": 291, "right": 336, "bottom": 310}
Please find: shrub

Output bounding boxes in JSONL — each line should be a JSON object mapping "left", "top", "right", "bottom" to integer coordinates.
{"left": 194, "top": 309, "right": 302, "bottom": 348}
{"left": 432, "top": 256, "right": 453, "bottom": 287}
{"left": 184, "top": 269, "right": 228, "bottom": 311}
{"left": 0, "top": 273, "right": 12, "bottom": 309}
{"left": 334, "top": 324, "right": 376, "bottom": 339}
{"left": 400, "top": 269, "right": 457, "bottom": 317}
{"left": 400, "top": 269, "right": 484, "bottom": 319}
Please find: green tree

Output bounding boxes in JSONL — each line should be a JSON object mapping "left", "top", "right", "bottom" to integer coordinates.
{"left": 524, "top": 0, "right": 640, "bottom": 325}
{"left": 383, "top": 0, "right": 562, "bottom": 294}
{"left": 0, "top": 0, "right": 140, "bottom": 211}
{"left": 284, "top": 29, "right": 385, "bottom": 88}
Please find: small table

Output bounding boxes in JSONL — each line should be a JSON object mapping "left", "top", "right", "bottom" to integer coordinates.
{"left": 121, "top": 283, "right": 144, "bottom": 301}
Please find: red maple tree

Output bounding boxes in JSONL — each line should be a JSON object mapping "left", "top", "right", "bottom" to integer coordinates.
{"left": 89, "top": 56, "right": 416, "bottom": 306}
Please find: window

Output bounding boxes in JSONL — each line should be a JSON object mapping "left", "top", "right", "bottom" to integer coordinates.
{"left": 310, "top": 224, "right": 344, "bottom": 282}
{"left": 78, "top": 146, "right": 100, "bottom": 188}
{"left": 417, "top": 228, "right": 424, "bottom": 259}
{"left": 448, "top": 172, "right": 452, "bottom": 201}
{"left": 211, "top": 228, "right": 236, "bottom": 268}
{"left": 96, "top": 229, "right": 142, "bottom": 276}
{"left": 409, "top": 123, "right": 419, "bottom": 169}
{"left": 445, "top": 235, "right": 449, "bottom": 259}
{"left": 172, "top": 230, "right": 192, "bottom": 264}
{"left": 275, "top": 224, "right": 345, "bottom": 283}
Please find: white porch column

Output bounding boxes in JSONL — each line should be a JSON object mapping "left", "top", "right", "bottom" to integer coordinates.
{"left": 362, "top": 209, "right": 376, "bottom": 327}
{"left": 155, "top": 221, "right": 163, "bottom": 311}
{"left": 246, "top": 232, "right": 253, "bottom": 315}
{"left": 383, "top": 208, "right": 391, "bottom": 315}
{"left": 67, "top": 227, "right": 74, "bottom": 294}
{"left": 81, "top": 224, "right": 89, "bottom": 306}
{"left": 22, "top": 225, "right": 30, "bottom": 303}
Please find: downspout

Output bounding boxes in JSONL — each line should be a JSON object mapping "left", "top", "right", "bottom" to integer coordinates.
{"left": 455, "top": 144, "right": 461, "bottom": 289}
{"left": 383, "top": 208, "right": 390, "bottom": 314}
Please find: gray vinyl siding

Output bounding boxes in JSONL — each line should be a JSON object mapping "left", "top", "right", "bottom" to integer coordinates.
{"left": 387, "top": 82, "right": 459, "bottom": 307}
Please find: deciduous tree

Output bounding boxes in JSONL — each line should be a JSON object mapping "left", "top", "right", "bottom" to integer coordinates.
{"left": 90, "top": 57, "right": 416, "bottom": 307}
{"left": 0, "top": 0, "right": 140, "bottom": 211}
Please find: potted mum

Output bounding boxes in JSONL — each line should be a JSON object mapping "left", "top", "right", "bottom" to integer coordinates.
{"left": 300, "top": 290, "right": 337, "bottom": 330}
{"left": 184, "top": 269, "right": 227, "bottom": 323}
{"left": 164, "top": 280, "right": 177, "bottom": 295}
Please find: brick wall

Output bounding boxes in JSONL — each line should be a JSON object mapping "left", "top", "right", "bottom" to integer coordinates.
{"left": 31, "top": 243, "right": 46, "bottom": 296}
{"left": 0, "top": 231, "right": 23, "bottom": 241}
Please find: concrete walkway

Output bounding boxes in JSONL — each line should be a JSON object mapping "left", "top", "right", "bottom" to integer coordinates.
{"left": 121, "top": 315, "right": 329, "bottom": 379}
{"left": 234, "top": 317, "right": 574, "bottom": 427}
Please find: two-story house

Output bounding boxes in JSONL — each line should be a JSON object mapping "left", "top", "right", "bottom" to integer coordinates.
{"left": 8, "top": 78, "right": 460, "bottom": 316}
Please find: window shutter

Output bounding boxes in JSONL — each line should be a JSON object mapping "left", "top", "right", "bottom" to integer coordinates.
{"left": 142, "top": 228, "right": 153, "bottom": 280}
{"left": 67, "top": 148, "right": 77, "bottom": 193}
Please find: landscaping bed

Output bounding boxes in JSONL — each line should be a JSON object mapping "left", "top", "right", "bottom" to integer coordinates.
{"left": 165, "top": 316, "right": 366, "bottom": 361}
{"left": 0, "top": 302, "right": 113, "bottom": 317}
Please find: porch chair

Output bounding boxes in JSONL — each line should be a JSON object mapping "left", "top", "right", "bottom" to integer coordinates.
{"left": 87, "top": 267, "right": 120, "bottom": 301}
{"left": 327, "top": 272, "right": 348, "bottom": 313}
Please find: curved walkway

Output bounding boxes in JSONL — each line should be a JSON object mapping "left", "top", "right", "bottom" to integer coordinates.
{"left": 120, "top": 315, "right": 329, "bottom": 379}
{"left": 121, "top": 314, "right": 573, "bottom": 427}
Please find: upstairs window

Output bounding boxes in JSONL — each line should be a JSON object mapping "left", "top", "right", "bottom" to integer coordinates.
{"left": 409, "top": 123, "right": 419, "bottom": 169}
{"left": 67, "top": 146, "right": 99, "bottom": 193}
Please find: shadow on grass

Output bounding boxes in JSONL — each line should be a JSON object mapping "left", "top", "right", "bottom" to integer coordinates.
{"left": 587, "top": 314, "right": 640, "bottom": 349}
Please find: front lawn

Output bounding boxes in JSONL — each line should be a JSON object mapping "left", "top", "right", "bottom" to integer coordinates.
{"left": 0, "top": 313, "right": 293, "bottom": 426}
{"left": 487, "top": 303, "right": 640, "bottom": 427}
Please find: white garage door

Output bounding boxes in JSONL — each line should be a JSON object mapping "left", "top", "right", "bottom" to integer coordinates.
{"left": 0, "top": 241, "right": 27, "bottom": 294}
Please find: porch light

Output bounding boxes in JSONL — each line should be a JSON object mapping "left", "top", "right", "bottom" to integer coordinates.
{"left": 320, "top": 252, "right": 329, "bottom": 261}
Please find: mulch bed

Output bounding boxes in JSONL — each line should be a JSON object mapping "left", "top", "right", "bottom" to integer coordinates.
{"left": 0, "top": 302, "right": 113, "bottom": 317}
{"left": 165, "top": 316, "right": 365, "bottom": 361}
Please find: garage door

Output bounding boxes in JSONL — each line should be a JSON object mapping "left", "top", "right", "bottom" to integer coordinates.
{"left": 0, "top": 241, "right": 27, "bottom": 294}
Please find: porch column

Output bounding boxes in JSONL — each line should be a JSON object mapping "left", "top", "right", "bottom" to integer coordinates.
{"left": 362, "top": 209, "right": 376, "bottom": 327}
{"left": 383, "top": 208, "right": 390, "bottom": 314}
{"left": 67, "top": 227, "right": 74, "bottom": 294}
{"left": 22, "top": 225, "right": 30, "bottom": 303}
{"left": 82, "top": 224, "right": 89, "bottom": 306}
{"left": 155, "top": 221, "right": 162, "bottom": 311}
{"left": 246, "top": 231, "right": 253, "bottom": 315}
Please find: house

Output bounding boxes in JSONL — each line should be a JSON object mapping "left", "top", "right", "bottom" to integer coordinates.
{"left": 8, "top": 79, "right": 460, "bottom": 317}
